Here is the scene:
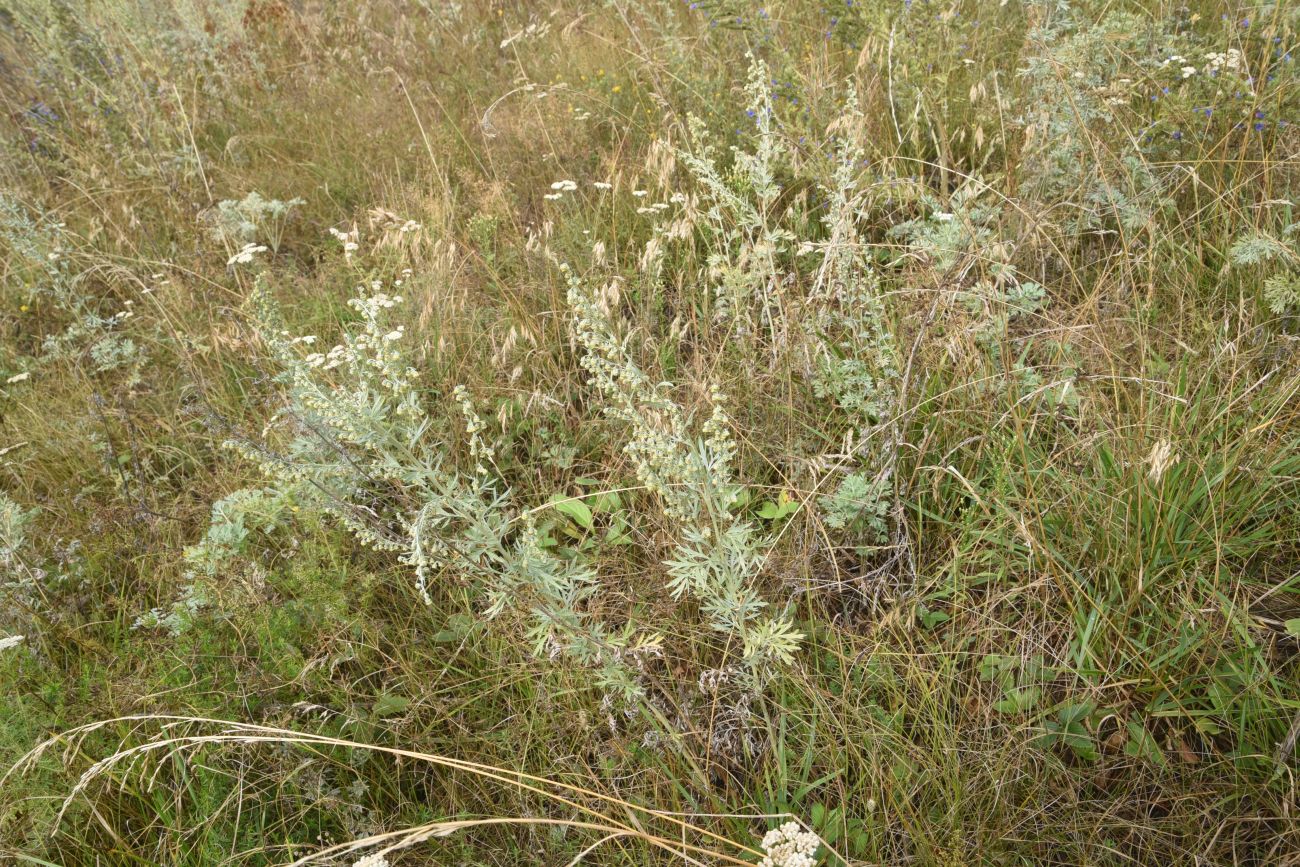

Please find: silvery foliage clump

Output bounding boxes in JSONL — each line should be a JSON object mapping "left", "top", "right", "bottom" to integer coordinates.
{"left": 804, "top": 98, "right": 900, "bottom": 422}
{"left": 1229, "top": 225, "right": 1300, "bottom": 316}
{"left": 1015, "top": 5, "right": 1171, "bottom": 233}
{"left": 0, "top": 492, "right": 36, "bottom": 571}
{"left": 564, "top": 266, "right": 802, "bottom": 675}
{"left": 676, "top": 54, "right": 796, "bottom": 343}
{"left": 204, "top": 191, "right": 304, "bottom": 253}
{"left": 801, "top": 108, "right": 901, "bottom": 549}
{"left": 887, "top": 184, "right": 999, "bottom": 276}
{"left": 0, "top": 493, "right": 48, "bottom": 642}
{"left": 0, "top": 508, "right": 92, "bottom": 662}
{"left": 133, "top": 487, "right": 293, "bottom": 635}
{"left": 674, "top": 60, "right": 905, "bottom": 555}
{"left": 0, "top": 195, "right": 146, "bottom": 381}
{"left": 231, "top": 267, "right": 655, "bottom": 699}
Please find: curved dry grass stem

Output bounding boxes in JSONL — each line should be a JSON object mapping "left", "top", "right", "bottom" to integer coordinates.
{"left": 9, "top": 715, "right": 768, "bottom": 866}
{"left": 290, "top": 818, "right": 713, "bottom": 867}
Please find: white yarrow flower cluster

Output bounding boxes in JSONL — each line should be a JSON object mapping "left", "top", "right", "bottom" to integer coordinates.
{"left": 0, "top": 634, "right": 25, "bottom": 652}
{"left": 1157, "top": 54, "right": 1197, "bottom": 79}
{"left": 227, "top": 242, "right": 268, "bottom": 266}
{"left": 759, "top": 822, "right": 820, "bottom": 867}
{"left": 329, "top": 225, "right": 360, "bottom": 259}
{"left": 545, "top": 179, "right": 578, "bottom": 201}
{"left": 1204, "top": 48, "right": 1243, "bottom": 73}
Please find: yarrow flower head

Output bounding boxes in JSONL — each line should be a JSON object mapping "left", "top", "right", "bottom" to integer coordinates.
{"left": 759, "top": 821, "right": 820, "bottom": 867}
{"left": 227, "top": 242, "right": 268, "bottom": 266}
{"left": 329, "top": 225, "right": 360, "bottom": 259}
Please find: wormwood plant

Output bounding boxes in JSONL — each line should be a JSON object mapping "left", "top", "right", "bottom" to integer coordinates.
{"left": 133, "top": 487, "right": 294, "bottom": 635}
{"left": 676, "top": 54, "right": 797, "bottom": 344}
{"left": 203, "top": 191, "right": 304, "bottom": 254}
{"left": 0, "top": 194, "right": 147, "bottom": 383}
{"left": 801, "top": 111, "right": 902, "bottom": 552}
{"left": 1014, "top": 4, "right": 1172, "bottom": 233}
{"left": 1230, "top": 223, "right": 1300, "bottom": 316}
{"left": 222, "top": 242, "right": 806, "bottom": 701}
{"left": 564, "top": 266, "right": 803, "bottom": 677}
{"left": 226, "top": 265, "right": 657, "bottom": 699}
{"left": 671, "top": 61, "right": 907, "bottom": 559}
{"left": 0, "top": 493, "right": 35, "bottom": 571}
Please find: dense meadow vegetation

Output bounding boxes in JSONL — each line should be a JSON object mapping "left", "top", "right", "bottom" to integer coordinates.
{"left": 1, "top": 0, "right": 1299, "bottom": 863}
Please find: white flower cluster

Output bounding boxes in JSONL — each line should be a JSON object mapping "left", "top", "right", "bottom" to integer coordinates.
{"left": 1204, "top": 48, "right": 1243, "bottom": 73}
{"left": 759, "top": 822, "right": 820, "bottom": 867}
{"left": 1159, "top": 54, "right": 1196, "bottom": 77}
{"left": 544, "top": 179, "right": 578, "bottom": 201}
{"left": 329, "top": 225, "right": 360, "bottom": 259}
{"left": 1159, "top": 48, "right": 1245, "bottom": 79}
{"left": 227, "top": 242, "right": 268, "bottom": 266}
